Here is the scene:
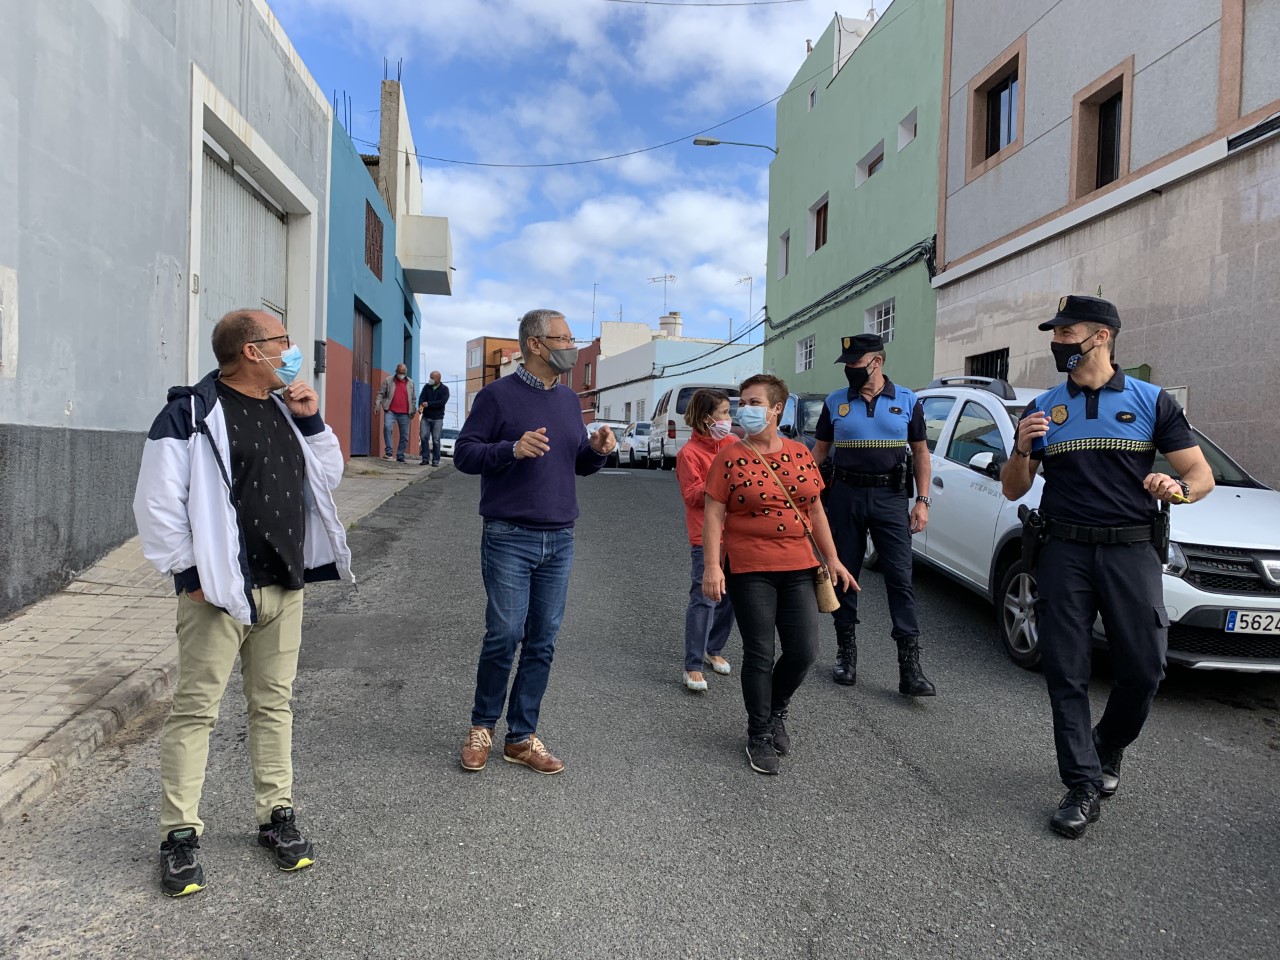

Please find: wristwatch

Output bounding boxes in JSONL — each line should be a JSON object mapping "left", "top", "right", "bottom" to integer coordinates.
{"left": 915, "top": 496, "right": 931, "bottom": 507}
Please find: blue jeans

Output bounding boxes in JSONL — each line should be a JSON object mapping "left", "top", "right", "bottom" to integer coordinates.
{"left": 383, "top": 411, "right": 411, "bottom": 459}
{"left": 421, "top": 417, "right": 444, "bottom": 463}
{"left": 685, "top": 544, "right": 735, "bottom": 671}
{"left": 471, "top": 520, "right": 575, "bottom": 742}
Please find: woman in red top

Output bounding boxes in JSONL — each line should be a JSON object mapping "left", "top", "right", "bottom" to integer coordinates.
{"left": 675, "top": 390, "right": 737, "bottom": 692}
{"left": 703, "top": 375, "right": 856, "bottom": 775}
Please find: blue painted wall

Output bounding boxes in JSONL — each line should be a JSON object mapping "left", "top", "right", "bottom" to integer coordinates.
{"left": 325, "top": 122, "right": 421, "bottom": 377}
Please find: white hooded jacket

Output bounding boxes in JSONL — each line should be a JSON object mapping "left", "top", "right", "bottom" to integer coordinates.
{"left": 133, "top": 371, "right": 354, "bottom": 625}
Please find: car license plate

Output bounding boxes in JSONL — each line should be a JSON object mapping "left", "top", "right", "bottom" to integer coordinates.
{"left": 1224, "top": 610, "right": 1280, "bottom": 634}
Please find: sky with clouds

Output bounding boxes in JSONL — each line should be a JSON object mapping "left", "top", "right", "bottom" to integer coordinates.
{"left": 271, "top": 0, "right": 894, "bottom": 394}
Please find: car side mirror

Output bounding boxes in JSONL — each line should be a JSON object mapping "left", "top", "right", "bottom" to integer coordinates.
{"left": 968, "top": 451, "right": 1000, "bottom": 478}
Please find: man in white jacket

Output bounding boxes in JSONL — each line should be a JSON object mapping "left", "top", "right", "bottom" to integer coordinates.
{"left": 133, "top": 309, "right": 353, "bottom": 898}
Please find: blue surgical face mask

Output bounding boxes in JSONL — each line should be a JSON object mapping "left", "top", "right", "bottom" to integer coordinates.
{"left": 737, "top": 405, "right": 770, "bottom": 437}
{"left": 256, "top": 344, "right": 304, "bottom": 388}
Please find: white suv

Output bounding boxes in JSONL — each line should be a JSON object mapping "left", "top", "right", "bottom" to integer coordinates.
{"left": 651, "top": 384, "right": 739, "bottom": 470}
{"left": 894, "top": 376, "right": 1280, "bottom": 673}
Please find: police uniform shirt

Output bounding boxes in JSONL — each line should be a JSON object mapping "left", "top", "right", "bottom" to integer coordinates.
{"left": 1024, "top": 369, "right": 1195, "bottom": 528}
{"left": 815, "top": 377, "right": 926, "bottom": 473}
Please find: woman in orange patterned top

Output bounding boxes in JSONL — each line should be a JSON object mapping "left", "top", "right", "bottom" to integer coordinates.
{"left": 702, "top": 374, "right": 856, "bottom": 775}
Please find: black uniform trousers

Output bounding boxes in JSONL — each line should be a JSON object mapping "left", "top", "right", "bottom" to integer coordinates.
{"left": 1037, "top": 537, "right": 1168, "bottom": 789}
{"left": 825, "top": 480, "right": 919, "bottom": 641}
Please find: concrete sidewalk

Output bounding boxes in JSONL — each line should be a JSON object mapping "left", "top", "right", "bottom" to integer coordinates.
{"left": 0, "top": 458, "right": 433, "bottom": 827}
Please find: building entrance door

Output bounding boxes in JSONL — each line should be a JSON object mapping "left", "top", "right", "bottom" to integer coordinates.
{"left": 351, "top": 307, "right": 375, "bottom": 456}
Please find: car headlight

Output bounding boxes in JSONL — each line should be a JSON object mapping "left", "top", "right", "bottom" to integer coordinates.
{"left": 1164, "top": 541, "right": 1188, "bottom": 577}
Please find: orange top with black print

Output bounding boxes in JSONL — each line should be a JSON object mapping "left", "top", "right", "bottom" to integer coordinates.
{"left": 704, "top": 438, "right": 825, "bottom": 574}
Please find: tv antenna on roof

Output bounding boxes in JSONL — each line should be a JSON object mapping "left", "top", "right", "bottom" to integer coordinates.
{"left": 648, "top": 274, "right": 676, "bottom": 313}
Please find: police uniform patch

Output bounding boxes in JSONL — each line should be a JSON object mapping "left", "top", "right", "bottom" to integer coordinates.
{"left": 1050, "top": 404, "right": 1069, "bottom": 425}
{"left": 1116, "top": 411, "right": 1136, "bottom": 423}
{"left": 1059, "top": 296, "right": 1069, "bottom": 312}
{"left": 843, "top": 337, "right": 851, "bottom": 349}
{"left": 837, "top": 403, "right": 850, "bottom": 417}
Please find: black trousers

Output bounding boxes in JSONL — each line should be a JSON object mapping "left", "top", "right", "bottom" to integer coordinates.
{"left": 825, "top": 481, "right": 919, "bottom": 640}
{"left": 726, "top": 567, "right": 820, "bottom": 739}
{"left": 1037, "top": 538, "right": 1168, "bottom": 789}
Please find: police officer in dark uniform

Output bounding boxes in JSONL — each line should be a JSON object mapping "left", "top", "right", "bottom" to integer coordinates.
{"left": 1001, "top": 295, "right": 1213, "bottom": 839}
{"left": 811, "top": 333, "right": 936, "bottom": 697}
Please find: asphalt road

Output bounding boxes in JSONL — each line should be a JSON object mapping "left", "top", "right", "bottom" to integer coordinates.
{"left": 2, "top": 464, "right": 1278, "bottom": 960}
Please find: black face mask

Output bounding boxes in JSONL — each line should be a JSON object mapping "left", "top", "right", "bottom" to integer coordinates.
{"left": 1051, "top": 334, "right": 1098, "bottom": 373}
{"left": 845, "top": 363, "right": 873, "bottom": 391}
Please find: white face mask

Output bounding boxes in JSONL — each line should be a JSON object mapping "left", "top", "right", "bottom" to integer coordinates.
{"left": 708, "top": 419, "right": 733, "bottom": 440}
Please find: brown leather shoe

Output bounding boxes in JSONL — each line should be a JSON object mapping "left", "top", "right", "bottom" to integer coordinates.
{"left": 460, "top": 725, "right": 493, "bottom": 771}
{"left": 502, "top": 735, "right": 565, "bottom": 775}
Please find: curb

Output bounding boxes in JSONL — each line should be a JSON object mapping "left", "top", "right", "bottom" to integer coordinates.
{"left": 0, "top": 653, "right": 179, "bottom": 829}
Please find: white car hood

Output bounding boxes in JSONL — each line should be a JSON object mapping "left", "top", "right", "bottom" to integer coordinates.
{"left": 1171, "top": 486, "right": 1280, "bottom": 550}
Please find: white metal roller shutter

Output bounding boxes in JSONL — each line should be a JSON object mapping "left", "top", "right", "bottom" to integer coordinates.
{"left": 198, "top": 149, "right": 288, "bottom": 375}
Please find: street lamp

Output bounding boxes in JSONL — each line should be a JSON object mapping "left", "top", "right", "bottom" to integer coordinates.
{"left": 693, "top": 137, "right": 778, "bottom": 156}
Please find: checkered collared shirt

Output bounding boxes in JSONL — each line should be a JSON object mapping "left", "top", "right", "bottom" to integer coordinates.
{"left": 516, "top": 364, "right": 556, "bottom": 391}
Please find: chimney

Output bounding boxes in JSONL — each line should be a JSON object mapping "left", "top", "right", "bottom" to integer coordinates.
{"left": 805, "top": 38, "right": 813, "bottom": 54}
{"left": 659, "top": 311, "right": 683, "bottom": 339}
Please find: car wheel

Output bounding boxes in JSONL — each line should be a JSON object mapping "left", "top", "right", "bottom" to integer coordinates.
{"left": 628, "top": 449, "right": 636, "bottom": 468}
{"left": 862, "top": 539, "right": 880, "bottom": 571}
{"left": 997, "top": 558, "right": 1042, "bottom": 670}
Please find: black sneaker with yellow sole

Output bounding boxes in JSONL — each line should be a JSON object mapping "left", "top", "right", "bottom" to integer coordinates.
{"left": 160, "top": 828, "right": 205, "bottom": 897}
{"left": 257, "top": 806, "right": 316, "bottom": 871}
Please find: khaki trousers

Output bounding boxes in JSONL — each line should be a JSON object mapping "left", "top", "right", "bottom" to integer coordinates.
{"left": 159, "top": 586, "right": 304, "bottom": 840}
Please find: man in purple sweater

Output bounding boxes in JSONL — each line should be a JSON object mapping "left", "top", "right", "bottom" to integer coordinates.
{"left": 454, "top": 309, "right": 616, "bottom": 775}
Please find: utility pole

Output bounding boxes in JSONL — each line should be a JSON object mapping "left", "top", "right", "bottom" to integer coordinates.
{"left": 648, "top": 274, "right": 676, "bottom": 313}
{"left": 592, "top": 282, "right": 598, "bottom": 339}
{"left": 736, "top": 276, "right": 753, "bottom": 343}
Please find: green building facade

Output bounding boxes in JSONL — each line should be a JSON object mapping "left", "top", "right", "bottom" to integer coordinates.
{"left": 763, "top": 2, "right": 945, "bottom": 395}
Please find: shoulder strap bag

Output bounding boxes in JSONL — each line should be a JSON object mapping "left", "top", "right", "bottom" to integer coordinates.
{"left": 742, "top": 439, "right": 841, "bottom": 613}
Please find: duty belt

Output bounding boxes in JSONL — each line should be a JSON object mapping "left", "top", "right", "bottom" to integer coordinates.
{"left": 1044, "top": 520, "right": 1152, "bottom": 544}
{"left": 833, "top": 467, "right": 896, "bottom": 488}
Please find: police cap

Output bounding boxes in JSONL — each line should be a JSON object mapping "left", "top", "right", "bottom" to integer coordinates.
{"left": 1038, "top": 295, "right": 1122, "bottom": 331}
{"left": 835, "top": 333, "right": 885, "bottom": 364}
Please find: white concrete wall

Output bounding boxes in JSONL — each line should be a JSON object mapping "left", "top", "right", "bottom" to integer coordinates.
{"left": 596, "top": 339, "right": 763, "bottom": 424}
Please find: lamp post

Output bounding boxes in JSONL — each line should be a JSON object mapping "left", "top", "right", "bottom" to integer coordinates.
{"left": 692, "top": 137, "right": 778, "bottom": 156}
{"left": 736, "top": 276, "right": 753, "bottom": 343}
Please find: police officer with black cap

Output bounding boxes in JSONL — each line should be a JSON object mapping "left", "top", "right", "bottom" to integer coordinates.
{"left": 1001, "top": 295, "right": 1213, "bottom": 839}
{"left": 811, "top": 333, "right": 936, "bottom": 697}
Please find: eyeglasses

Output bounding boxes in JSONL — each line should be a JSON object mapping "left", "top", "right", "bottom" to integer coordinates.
{"left": 540, "top": 335, "right": 575, "bottom": 345}
{"left": 251, "top": 334, "right": 292, "bottom": 348}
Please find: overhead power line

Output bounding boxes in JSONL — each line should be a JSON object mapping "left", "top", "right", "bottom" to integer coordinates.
{"left": 603, "top": 0, "right": 805, "bottom": 6}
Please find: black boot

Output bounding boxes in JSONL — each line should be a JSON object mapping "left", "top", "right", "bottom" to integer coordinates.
{"left": 833, "top": 622, "right": 857, "bottom": 686}
{"left": 896, "top": 638, "right": 936, "bottom": 697}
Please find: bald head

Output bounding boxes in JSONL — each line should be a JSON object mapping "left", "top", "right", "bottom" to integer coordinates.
{"left": 212, "top": 309, "right": 286, "bottom": 369}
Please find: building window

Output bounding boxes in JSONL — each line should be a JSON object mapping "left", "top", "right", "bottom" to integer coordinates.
{"left": 898, "top": 108, "right": 918, "bottom": 151}
{"left": 584, "top": 362, "right": 592, "bottom": 387}
{"left": 966, "top": 347, "right": 1010, "bottom": 381}
{"left": 796, "top": 334, "right": 815, "bottom": 373}
{"left": 1070, "top": 58, "right": 1133, "bottom": 202}
{"left": 602, "top": 405, "right": 611, "bottom": 420}
{"left": 966, "top": 35, "right": 1027, "bottom": 183}
{"left": 637, "top": 398, "right": 646, "bottom": 421}
{"left": 623, "top": 401, "right": 632, "bottom": 423}
{"left": 364, "top": 200, "right": 384, "bottom": 280}
{"left": 566, "top": 370, "right": 574, "bottom": 390}
{"left": 468, "top": 346, "right": 482, "bottom": 367}
{"left": 808, "top": 194, "right": 829, "bottom": 254}
{"left": 985, "top": 75, "right": 1018, "bottom": 157}
{"left": 777, "top": 231, "right": 790, "bottom": 279}
{"left": 808, "top": 88, "right": 817, "bottom": 111}
{"left": 865, "top": 298, "right": 895, "bottom": 343}
{"left": 856, "top": 140, "right": 885, "bottom": 187}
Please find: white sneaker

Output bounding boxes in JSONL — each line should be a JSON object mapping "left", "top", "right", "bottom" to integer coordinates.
{"left": 705, "top": 656, "right": 732, "bottom": 676}
{"left": 684, "top": 671, "right": 708, "bottom": 692}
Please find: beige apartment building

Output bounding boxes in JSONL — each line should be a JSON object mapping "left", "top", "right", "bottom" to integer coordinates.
{"left": 933, "top": 0, "right": 1280, "bottom": 482}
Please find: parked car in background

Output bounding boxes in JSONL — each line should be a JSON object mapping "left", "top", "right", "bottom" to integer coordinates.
{"left": 778, "top": 392, "right": 829, "bottom": 450}
{"left": 439, "top": 427, "right": 459, "bottom": 459}
{"left": 880, "top": 376, "right": 1280, "bottom": 673}
{"left": 617, "top": 421, "right": 654, "bottom": 468}
{"left": 587, "top": 420, "right": 628, "bottom": 468}
{"left": 651, "top": 384, "right": 740, "bottom": 469}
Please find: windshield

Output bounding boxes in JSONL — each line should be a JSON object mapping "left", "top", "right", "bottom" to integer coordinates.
{"left": 441, "top": 428, "right": 459, "bottom": 439}
{"left": 801, "top": 397, "right": 826, "bottom": 433}
{"left": 636, "top": 424, "right": 649, "bottom": 436}
{"left": 1002, "top": 403, "right": 1260, "bottom": 488}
